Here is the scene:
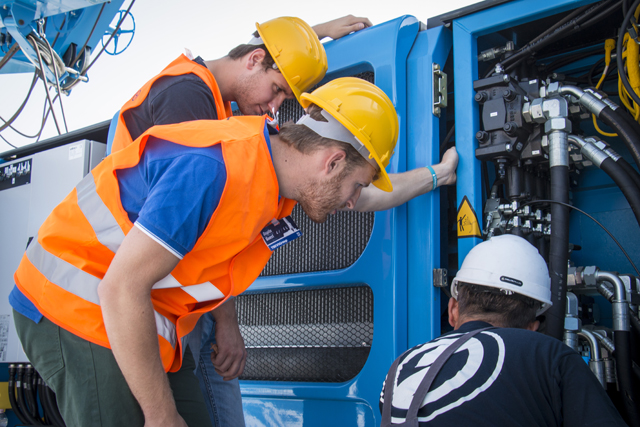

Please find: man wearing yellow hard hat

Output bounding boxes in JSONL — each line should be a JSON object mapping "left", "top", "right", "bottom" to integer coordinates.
{"left": 107, "top": 14, "right": 457, "bottom": 427}
{"left": 10, "top": 15, "right": 458, "bottom": 427}
{"left": 12, "top": 73, "right": 457, "bottom": 427}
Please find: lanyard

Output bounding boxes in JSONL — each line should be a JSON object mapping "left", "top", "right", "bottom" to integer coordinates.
{"left": 380, "top": 327, "right": 494, "bottom": 427}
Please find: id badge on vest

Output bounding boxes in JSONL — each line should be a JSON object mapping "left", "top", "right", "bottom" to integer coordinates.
{"left": 261, "top": 216, "right": 302, "bottom": 251}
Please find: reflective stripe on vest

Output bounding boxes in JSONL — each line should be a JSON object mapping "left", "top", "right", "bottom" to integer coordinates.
{"left": 26, "top": 171, "right": 225, "bottom": 346}
{"left": 25, "top": 238, "right": 177, "bottom": 348}
{"left": 16, "top": 117, "right": 295, "bottom": 372}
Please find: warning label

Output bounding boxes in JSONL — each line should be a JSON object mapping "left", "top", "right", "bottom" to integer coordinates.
{"left": 457, "top": 196, "right": 482, "bottom": 238}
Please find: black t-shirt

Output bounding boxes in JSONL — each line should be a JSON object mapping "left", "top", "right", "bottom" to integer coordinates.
{"left": 122, "top": 57, "right": 218, "bottom": 140}
{"left": 380, "top": 321, "right": 626, "bottom": 426}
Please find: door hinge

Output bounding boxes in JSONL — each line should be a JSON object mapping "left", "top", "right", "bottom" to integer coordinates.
{"left": 433, "top": 63, "right": 448, "bottom": 117}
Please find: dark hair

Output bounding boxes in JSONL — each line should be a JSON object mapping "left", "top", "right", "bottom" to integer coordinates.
{"left": 227, "top": 31, "right": 276, "bottom": 72}
{"left": 456, "top": 282, "right": 541, "bottom": 329}
{"left": 278, "top": 104, "right": 376, "bottom": 175}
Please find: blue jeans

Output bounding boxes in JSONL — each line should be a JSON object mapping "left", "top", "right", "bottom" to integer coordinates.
{"left": 194, "top": 312, "right": 246, "bottom": 427}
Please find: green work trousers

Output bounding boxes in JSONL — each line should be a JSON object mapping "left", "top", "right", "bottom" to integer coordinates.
{"left": 14, "top": 309, "right": 213, "bottom": 427}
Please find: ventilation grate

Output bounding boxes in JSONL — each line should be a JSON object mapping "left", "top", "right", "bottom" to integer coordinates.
{"left": 237, "top": 286, "right": 373, "bottom": 382}
{"left": 261, "top": 71, "right": 375, "bottom": 276}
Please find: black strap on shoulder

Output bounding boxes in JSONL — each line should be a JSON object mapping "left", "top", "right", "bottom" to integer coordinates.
{"left": 380, "top": 327, "right": 494, "bottom": 426}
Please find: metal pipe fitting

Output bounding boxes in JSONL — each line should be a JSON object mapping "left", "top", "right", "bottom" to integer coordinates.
{"left": 549, "top": 131, "right": 570, "bottom": 168}
{"left": 568, "top": 135, "right": 608, "bottom": 167}
{"left": 596, "top": 270, "right": 629, "bottom": 332}
{"left": 602, "top": 147, "right": 622, "bottom": 162}
{"left": 591, "top": 330, "right": 615, "bottom": 354}
{"left": 564, "top": 292, "right": 580, "bottom": 351}
{"left": 558, "top": 85, "right": 607, "bottom": 116}
{"left": 578, "top": 329, "right": 605, "bottom": 387}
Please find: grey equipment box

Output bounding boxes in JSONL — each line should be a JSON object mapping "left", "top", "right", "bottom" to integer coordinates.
{"left": 0, "top": 140, "right": 106, "bottom": 362}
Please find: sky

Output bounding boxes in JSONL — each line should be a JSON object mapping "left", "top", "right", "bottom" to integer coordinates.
{"left": 0, "top": 0, "right": 479, "bottom": 152}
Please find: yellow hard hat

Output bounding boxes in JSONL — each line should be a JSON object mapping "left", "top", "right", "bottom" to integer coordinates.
{"left": 256, "top": 17, "right": 328, "bottom": 102}
{"left": 300, "top": 77, "right": 399, "bottom": 192}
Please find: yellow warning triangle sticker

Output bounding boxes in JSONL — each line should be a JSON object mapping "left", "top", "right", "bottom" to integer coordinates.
{"left": 457, "top": 196, "right": 482, "bottom": 238}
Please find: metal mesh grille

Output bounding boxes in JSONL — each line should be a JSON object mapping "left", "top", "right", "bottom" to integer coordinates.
{"left": 260, "top": 207, "right": 374, "bottom": 276}
{"left": 261, "top": 71, "right": 375, "bottom": 276}
{"left": 235, "top": 72, "right": 376, "bottom": 382}
{"left": 237, "top": 286, "right": 373, "bottom": 382}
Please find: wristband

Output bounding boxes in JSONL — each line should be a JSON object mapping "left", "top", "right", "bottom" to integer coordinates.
{"left": 426, "top": 165, "right": 438, "bottom": 190}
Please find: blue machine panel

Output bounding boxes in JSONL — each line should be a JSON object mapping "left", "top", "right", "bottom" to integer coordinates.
{"left": 239, "top": 16, "right": 450, "bottom": 427}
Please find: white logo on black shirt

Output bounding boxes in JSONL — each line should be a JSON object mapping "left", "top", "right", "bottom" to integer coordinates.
{"left": 382, "top": 330, "right": 506, "bottom": 424}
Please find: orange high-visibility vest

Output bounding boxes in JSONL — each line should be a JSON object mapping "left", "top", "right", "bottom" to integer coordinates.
{"left": 15, "top": 116, "right": 296, "bottom": 372}
{"left": 111, "top": 54, "right": 233, "bottom": 153}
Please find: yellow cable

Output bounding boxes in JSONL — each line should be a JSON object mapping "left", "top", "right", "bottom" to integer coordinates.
{"left": 592, "top": 114, "right": 618, "bottom": 137}
{"left": 593, "top": 39, "right": 618, "bottom": 137}
{"left": 618, "top": 35, "right": 640, "bottom": 120}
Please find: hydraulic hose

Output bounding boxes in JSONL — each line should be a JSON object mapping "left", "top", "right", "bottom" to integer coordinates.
{"left": 547, "top": 166, "right": 570, "bottom": 339}
{"left": 631, "top": 308, "right": 640, "bottom": 336}
{"left": 578, "top": 329, "right": 606, "bottom": 387}
{"left": 8, "top": 364, "right": 29, "bottom": 425}
{"left": 599, "top": 107, "right": 640, "bottom": 169}
{"left": 16, "top": 365, "right": 42, "bottom": 425}
{"left": 569, "top": 135, "right": 640, "bottom": 228}
{"left": 597, "top": 271, "right": 640, "bottom": 427}
{"left": 614, "top": 331, "right": 640, "bottom": 427}
{"left": 601, "top": 144, "right": 640, "bottom": 190}
{"left": 40, "top": 382, "right": 59, "bottom": 427}
{"left": 617, "top": 157, "right": 640, "bottom": 190}
{"left": 44, "top": 385, "right": 65, "bottom": 427}
{"left": 616, "top": 105, "right": 640, "bottom": 143}
{"left": 557, "top": 85, "right": 640, "bottom": 169}
{"left": 600, "top": 157, "right": 640, "bottom": 228}
{"left": 25, "top": 365, "right": 42, "bottom": 424}
{"left": 37, "top": 377, "right": 50, "bottom": 426}
{"left": 546, "top": 130, "right": 571, "bottom": 340}
{"left": 501, "top": 0, "right": 613, "bottom": 73}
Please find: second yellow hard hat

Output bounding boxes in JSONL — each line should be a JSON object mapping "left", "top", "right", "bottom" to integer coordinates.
{"left": 256, "top": 17, "right": 328, "bottom": 102}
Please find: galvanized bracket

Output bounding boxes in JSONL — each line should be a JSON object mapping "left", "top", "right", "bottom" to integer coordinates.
{"left": 433, "top": 268, "right": 448, "bottom": 288}
{"left": 433, "top": 63, "right": 448, "bottom": 117}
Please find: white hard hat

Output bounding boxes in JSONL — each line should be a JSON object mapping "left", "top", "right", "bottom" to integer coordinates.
{"left": 451, "top": 234, "right": 552, "bottom": 315}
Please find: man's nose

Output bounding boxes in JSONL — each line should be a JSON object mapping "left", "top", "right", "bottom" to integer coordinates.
{"left": 267, "top": 93, "right": 287, "bottom": 113}
{"left": 345, "top": 187, "right": 363, "bottom": 210}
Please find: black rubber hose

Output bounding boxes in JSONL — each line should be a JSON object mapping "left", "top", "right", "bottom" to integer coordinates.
{"left": 600, "top": 158, "right": 640, "bottom": 228}
{"left": 502, "top": 0, "right": 613, "bottom": 72}
{"left": 631, "top": 308, "right": 640, "bottom": 336}
{"left": 40, "top": 382, "right": 58, "bottom": 427}
{"left": 599, "top": 107, "right": 640, "bottom": 169}
{"left": 25, "top": 366, "right": 43, "bottom": 424}
{"left": 37, "top": 377, "right": 51, "bottom": 426}
{"left": 614, "top": 331, "right": 640, "bottom": 427}
{"left": 45, "top": 385, "right": 66, "bottom": 427}
{"left": 616, "top": 104, "right": 640, "bottom": 141}
{"left": 17, "top": 365, "right": 42, "bottom": 425}
{"left": 546, "top": 166, "right": 571, "bottom": 340}
{"left": 43, "top": 386, "right": 63, "bottom": 427}
{"left": 617, "top": 157, "right": 640, "bottom": 189}
{"left": 33, "top": 372, "right": 50, "bottom": 426}
{"left": 8, "top": 365, "right": 29, "bottom": 425}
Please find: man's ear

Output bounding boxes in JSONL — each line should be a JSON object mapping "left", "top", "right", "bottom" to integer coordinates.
{"left": 448, "top": 297, "right": 459, "bottom": 329}
{"left": 526, "top": 319, "right": 540, "bottom": 332}
{"left": 245, "top": 48, "right": 266, "bottom": 71}
{"left": 323, "top": 149, "right": 347, "bottom": 175}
